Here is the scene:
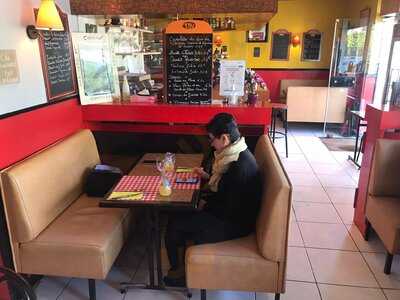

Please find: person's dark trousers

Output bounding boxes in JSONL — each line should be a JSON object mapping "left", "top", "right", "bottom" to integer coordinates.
{"left": 165, "top": 211, "right": 246, "bottom": 270}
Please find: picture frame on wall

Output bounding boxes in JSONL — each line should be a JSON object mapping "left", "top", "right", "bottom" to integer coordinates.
{"left": 247, "top": 24, "right": 269, "bottom": 43}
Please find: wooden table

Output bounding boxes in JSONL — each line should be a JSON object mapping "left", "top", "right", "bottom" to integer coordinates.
{"left": 100, "top": 153, "right": 203, "bottom": 291}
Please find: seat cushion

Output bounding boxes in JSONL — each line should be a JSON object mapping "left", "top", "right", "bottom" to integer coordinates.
{"left": 366, "top": 195, "right": 400, "bottom": 253}
{"left": 186, "top": 235, "right": 279, "bottom": 292}
{"left": 19, "top": 194, "right": 131, "bottom": 279}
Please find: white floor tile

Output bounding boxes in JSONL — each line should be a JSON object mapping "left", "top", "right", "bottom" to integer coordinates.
{"left": 346, "top": 224, "right": 385, "bottom": 253}
{"left": 310, "top": 163, "right": 349, "bottom": 176}
{"left": 307, "top": 248, "right": 378, "bottom": 287}
{"left": 287, "top": 247, "right": 315, "bottom": 282}
{"left": 288, "top": 173, "right": 322, "bottom": 187}
{"left": 35, "top": 276, "right": 70, "bottom": 300}
{"left": 363, "top": 252, "right": 400, "bottom": 289}
{"left": 316, "top": 174, "right": 357, "bottom": 188}
{"left": 58, "top": 278, "right": 124, "bottom": 300}
{"left": 288, "top": 222, "right": 304, "bottom": 247}
{"left": 384, "top": 289, "right": 400, "bottom": 300}
{"left": 318, "top": 284, "right": 386, "bottom": 300}
{"left": 325, "top": 188, "right": 355, "bottom": 205}
{"left": 333, "top": 204, "right": 355, "bottom": 225}
{"left": 256, "top": 281, "right": 320, "bottom": 300}
{"left": 292, "top": 186, "right": 330, "bottom": 203}
{"left": 293, "top": 202, "right": 342, "bottom": 224}
{"left": 299, "top": 222, "right": 357, "bottom": 251}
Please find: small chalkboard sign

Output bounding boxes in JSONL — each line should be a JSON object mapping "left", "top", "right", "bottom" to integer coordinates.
{"left": 164, "top": 20, "right": 212, "bottom": 104}
{"left": 302, "top": 30, "right": 322, "bottom": 61}
{"left": 271, "top": 30, "right": 291, "bottom": 60}
{"left": 36, "top": 7, "right": 77, "bottom": 102}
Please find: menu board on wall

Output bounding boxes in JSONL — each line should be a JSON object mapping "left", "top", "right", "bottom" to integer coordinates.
{"left": 271, "top": 30, "right": 291, "bottom": 60}
{"left": 164, "top": 20, "right": 212, "bottom": 104}
{"left": 36, "top": 7, "right": 77, "bottom": 102}
{"left": 302, "top": 30, "right": 322, "bottom": 61}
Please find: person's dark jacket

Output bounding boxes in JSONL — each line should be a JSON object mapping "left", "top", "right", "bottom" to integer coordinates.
{"left": 203, "top": 149, "right": 262, "bottom": 233}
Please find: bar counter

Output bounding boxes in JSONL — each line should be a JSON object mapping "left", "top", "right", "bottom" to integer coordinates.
{"left": 354, "top": 103, "right": 400, "bottom": 236}
{"left": 82, "top": 94, "right": 273, "bottom": 136}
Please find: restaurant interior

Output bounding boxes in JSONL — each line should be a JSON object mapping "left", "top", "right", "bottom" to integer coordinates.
{"left": 1, "top": 0, "right": 400, "bottom": 299}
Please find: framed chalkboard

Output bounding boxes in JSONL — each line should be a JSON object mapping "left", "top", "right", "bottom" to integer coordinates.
{"left": 36, "top": 7, "right": 77, "bottom": 102}
{"left": 271, "top": 30, "right": 291, "bottom": 60}
{"left": 302, "top": 30, "right": 322, "bottom": 61}
{"left": 164, "top": 21, "right": 212, "bottom": 104}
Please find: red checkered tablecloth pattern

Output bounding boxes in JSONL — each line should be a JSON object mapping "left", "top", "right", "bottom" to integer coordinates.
{"left": 113, "top": 173, "right": 200, "bottom": 201}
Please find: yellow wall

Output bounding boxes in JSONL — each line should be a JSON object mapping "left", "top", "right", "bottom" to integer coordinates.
{"left": 216, "top": 0, "right": 380, "bottom": 69}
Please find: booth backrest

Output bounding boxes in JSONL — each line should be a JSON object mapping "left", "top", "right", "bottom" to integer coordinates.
{"left": 280, "top": 79, "right": 328, "bottom": 99}
{"left": 254, "top": 135, "right": 292, "bottom": 262}
{"left": 369, "top": 139, "right": 400, "bottom": 197}
{"left": 0, "top": 129, "right": 100, "bottom": 243}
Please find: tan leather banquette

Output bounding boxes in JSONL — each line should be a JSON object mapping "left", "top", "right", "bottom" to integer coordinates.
{"left": 0, "top": 129, "right": 132, "bottom": 299}
{"left": 186, "top": 135, "right": 292, "bottom": 300}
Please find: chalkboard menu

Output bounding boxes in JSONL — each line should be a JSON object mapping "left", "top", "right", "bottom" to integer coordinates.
{"left": 164, "top": 21, "right": 212, "bottom": 104}
{"left": 36, "top": 8, "right": 77, "bottom": 102}
{"left": 271, "top": 30, "right": 291, "bottom": 60}
{"left": 302, "top": 31, "right": 322, "bottom": 61}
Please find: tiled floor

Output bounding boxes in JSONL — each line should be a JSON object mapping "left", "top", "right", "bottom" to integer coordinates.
{"left": 35, "top": 125, "right": 400, "bottom": 300}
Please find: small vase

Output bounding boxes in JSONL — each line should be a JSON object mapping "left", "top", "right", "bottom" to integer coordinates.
{"left": 247, "top": 93, "right": 258, "bottom": 105}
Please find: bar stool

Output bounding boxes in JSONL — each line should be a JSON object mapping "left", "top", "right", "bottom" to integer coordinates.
{"left": 270, "top": 103, "right": 289, "bottom": 158}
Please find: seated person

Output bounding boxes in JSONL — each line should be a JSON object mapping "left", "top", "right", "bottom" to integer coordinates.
{"left": 164, "top": 113, "right": 262, "bottom": 286}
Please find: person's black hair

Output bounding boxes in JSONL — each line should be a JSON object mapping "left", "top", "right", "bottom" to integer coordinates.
{"left": 206, "top": 113, "right": 241, "bottom": 143}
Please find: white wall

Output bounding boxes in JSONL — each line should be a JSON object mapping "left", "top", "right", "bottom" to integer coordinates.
{"left": 0, "top": 0, "right": 75, "bottom": 115}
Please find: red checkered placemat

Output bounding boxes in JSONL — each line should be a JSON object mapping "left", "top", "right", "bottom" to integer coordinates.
{"left": 113, "top": 176, "right": 158, "bottom": 201}
{"left": 172, "top": 172, "right": 201, "bottom": 189}
{"left": 114, "top": 173, "right": 200, "bottom": 194}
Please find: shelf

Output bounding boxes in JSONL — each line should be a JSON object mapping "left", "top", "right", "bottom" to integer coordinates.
{"left": 115, "top": 51, "right": 162, "bottom": 56}
{"left": 101, "top": 25, "right": 154, "bottom": 33}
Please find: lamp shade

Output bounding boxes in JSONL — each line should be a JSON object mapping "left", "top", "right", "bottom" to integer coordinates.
{"left": 36, "top": 0, "right": 64, "bottom": 31}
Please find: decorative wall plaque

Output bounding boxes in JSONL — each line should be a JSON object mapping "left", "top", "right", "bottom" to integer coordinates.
{"left": 0, "top": 50, "right": 19, "bottom": 85}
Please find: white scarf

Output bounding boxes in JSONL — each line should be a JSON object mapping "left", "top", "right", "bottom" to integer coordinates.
{"left": 208, "top": 137, "right": 247, "bottom": 192}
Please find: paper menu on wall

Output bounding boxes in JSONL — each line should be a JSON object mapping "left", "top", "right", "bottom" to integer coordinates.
{"left": 219, "top": 60, "right": 245, "bottom": 97}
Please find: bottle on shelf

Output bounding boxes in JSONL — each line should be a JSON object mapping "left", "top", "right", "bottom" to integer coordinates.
{"left": 121, "top": 75, "right": 130, "bottom": 102}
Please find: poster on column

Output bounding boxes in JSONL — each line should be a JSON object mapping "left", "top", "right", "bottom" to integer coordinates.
{"left": 164, "top": 20, "right": 212, "bottom": 104}
{"left": 219, "top": 60, "right": 245, "bottom": 97}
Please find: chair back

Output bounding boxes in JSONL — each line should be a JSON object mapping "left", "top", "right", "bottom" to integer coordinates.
{"left": 369, "top": 139, "right": 400, "bottom": 197}
{"left": 254, "top": 135, "right": 292, "bottom": 262}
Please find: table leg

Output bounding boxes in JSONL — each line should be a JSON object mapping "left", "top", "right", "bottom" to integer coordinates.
{"left": 146, "top": 208, "right": 155, "bottom": 288}
{"left": 353, "top": 118, "right": 361, "bottom": 162}
{"left": 153, "top": 209, "right": 163, "bottom": 287}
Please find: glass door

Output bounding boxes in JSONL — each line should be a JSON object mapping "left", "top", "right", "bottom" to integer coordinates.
{"left": 324, "top": 18, "right": 369, "bottom": 138}
{"left": 383, "top": 23, "right": 400, "bottom": 106}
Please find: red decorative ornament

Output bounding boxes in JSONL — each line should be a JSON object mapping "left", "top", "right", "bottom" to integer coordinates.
{"left": 214, "top": 35, "right": 223, "bottom": 47}
{"left": 292, "top": 35, "right": 300, "bottom": 46}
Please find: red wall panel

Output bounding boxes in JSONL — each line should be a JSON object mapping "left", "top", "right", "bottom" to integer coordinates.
{"left": 0, "top": 98, "right": 82, "bottom": 170}
{"left": 256, "top": 69, "right": 330, "bottom": 101}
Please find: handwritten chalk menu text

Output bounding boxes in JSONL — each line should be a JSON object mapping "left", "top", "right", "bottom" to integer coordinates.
{"left": 36, "top": 8, "right": 77, "bottom": 101}
{"left": 166, "top": 34, "right": 212, "bottom": 104}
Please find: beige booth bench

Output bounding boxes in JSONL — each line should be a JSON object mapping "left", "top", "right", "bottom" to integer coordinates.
{"left": 186, "top": 135, "right": 292, "bottom": 300}
{"left": 278, "top": 79, "right": 348, "bottom": 123}
{"left": 365, "top": 139, "right": 400, "bottom": 275}
{"left": 0, "top": 129, "right": 132, "bottom": 300}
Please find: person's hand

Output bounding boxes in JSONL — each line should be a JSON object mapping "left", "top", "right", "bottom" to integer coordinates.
{"left": 193, "top": 167, "right": 210, "bottom": 180}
